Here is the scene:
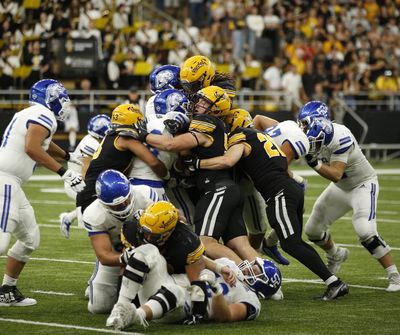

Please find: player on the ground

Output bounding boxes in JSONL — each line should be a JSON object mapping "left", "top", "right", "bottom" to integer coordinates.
{"left": 190, "top": 110, "right": 349, "bottom": 301}
{"left": 59, "top": 114, "right": 111, "bottom": 238}
{"left": 85, "top": 169, "right": 159, "bottom": 314}
{"left": 298, "top": 100, "right": 400, "bottom": 292}
{"left": 0, "top": 79, "right": 85, "bottom": 306}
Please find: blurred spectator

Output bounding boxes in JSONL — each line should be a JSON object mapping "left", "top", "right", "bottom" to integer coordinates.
{"left": 122, "top": 35, "right": 143, "bottom": 60}
{"left": 120, "top": 50, "right": 137, "bottom": 89}
{"left": 369, "top": 47, "right": 386, "bottom": 82}
{"left": 312, "top": 82, "right": 328, "bottom": 104}
{"left": 263, "top": 57, "right": 282, "bottom": 92}
{"left": 176, "top": 18, "right": 199, "bottom": 49}
{"left": 78, "top": 2, "right": 101, "bottom": 31}
{"left": 0, "top": 0, "right": 18, "bottom": 17}
{"left": 168, "top": 41, "right": 188, "bottom": 65}
{"left": 246, "top": 6, "right": 264, "bottom": 55}
{"left": 33, "top": 12, "right": 52, "bottom": 38}
{"left": 281, "top": 62, "right": 306, "bottom": 113}
{"left": 125, "top": 86, "right": 146, "bottom": 111}
{"left": 157, "top": 20, "right": 176, "bottom": 64}
{"left": 77, "top": 78, "right": 93, "bottom": 113}
{"left": 50, "top": 6, "right": 71, "bottom": 38}
{"left": 342, "top": 68, "right": 361, "bottom": 110}
{"left": 197, "top": 27, "right": 213, "bottom": 57}
{"left": 23, "top": 41, "right": 50, "bottom": 88}
{"left": 106, "top": 53, "right": 120, "bottom": 89}
{"left": 238, "top": 53, "right": 262, "bottom": 90}
{"left": 359, "top": 69, "right": 373, "bottom": 92}
{"left": 64, "top": 104, "right": 80, "bottom": 152}
{"left": 327, "top": 62, "right": 345, "bottom": 99}
{"left": 113, "top": 4, "right": 130, "bottom": 30}
{"left": 0, "top": 46, "right": 20, "bottom": 89}
{"left": 188, "top": 0, "right": 206, "bottom": 28}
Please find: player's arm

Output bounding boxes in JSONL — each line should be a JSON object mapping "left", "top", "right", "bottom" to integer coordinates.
{"left": 81, "top": 156, "right": 92, "bottom": 178}
{"left": 185, "top": 255, "right": 206, "bottom": 282}
{"left": 199, "top": 143, "right": 245, "bottom": 170}
{"left": 145, "top": 131, "right": 210, "bottom": 152}
{"left": 47, "top": 141, "right": 68, "bottom": 161}
{"left": 90, "top": 233, "right": 121, "bottom": 266}
{"left": 204, "top": 256, "right": 236, "bottom": 287}
{"left": 25, "top": 123, "right": 65, "bottom": 173}
{"left": 117, "top": 136, "right": 168, "bottom": 179}
{"left": 211, "top": 298, "right": 248, "bottom": 322}
{"left": 253, "top": 114, "right": 279, "bottom": 131}
{"left": 314, "top": 160, "right": 347, "bottom": 182}
{"left": 280, "top": 141, "right": 296, "bottom": 164}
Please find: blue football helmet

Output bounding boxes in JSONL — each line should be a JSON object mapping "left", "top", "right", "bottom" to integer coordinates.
{"left": 239, "top": 257, "right": 282, "bottom": 298}
{"left": 29, "top": 79, "right": 71, "bottom": 121}
{"left": 149, "top": 65, "right": 181, "bottom": 94}
{"left": 87, "top": 114, "right": 111, "bottom": 139}
{"left": 306, "top": 118, "right": 334, "bottom": 155}
{"left": 95, "top": 170, "right": 135, "bottom": 219}
{"left": 297, "top": 101, "right": 330, "bottom": 132}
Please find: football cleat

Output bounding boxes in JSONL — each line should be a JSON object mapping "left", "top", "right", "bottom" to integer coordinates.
{"left": 0, "top": 285, "right": 37, "bottom": 307}
{"left": 106, "top": 302, "right": 135, "bottom": 330}
{"left": 326, "top": 247, "right": 349, "bottom": 274}
{"left": 321, "top": 280, "right": 349, "bottom": 301}
{"left": 261, "top": 239, "right": 290, "bottom": 265}
{"left": 386, "top": 273, "right": 400, "bottom": 292}
{"left": 59, "top": 212, "right": 72, "bottom": 239}
{"left": 269, "top": 287, "right": 284, "bottom": 300}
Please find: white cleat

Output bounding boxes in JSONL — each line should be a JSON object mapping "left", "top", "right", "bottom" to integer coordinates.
{"left": 269, "top": 287, "right": 284, "bottom": 301}
{"left": 59, "top": 213, "right": 72, "bottom": 239}
{"left": 327, "top": 247, "right": 349, "bottom": 274}
{"left": 106, "top": 302, "right": 135, "bottom": 330}
{"left": 386, "top": 273, "right": 400, "bottom": 292}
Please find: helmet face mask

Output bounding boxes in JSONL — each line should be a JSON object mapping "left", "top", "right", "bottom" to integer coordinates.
{"left": 306, "top": 118, "right": 334, "bottom": 155}
{"left": 238, "top": 257, "right": 282, "bottom": 299}
{"left": 95, "top": 170, "right": 135, "bottom": 220}
{"left": 138, "top": 201, "right": 178, "bottom": 246}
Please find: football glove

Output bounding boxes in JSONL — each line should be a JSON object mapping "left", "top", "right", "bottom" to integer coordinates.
{"left": 119, "top": 247, "right": 136, "bottom": 266}
{"left": 133, "top": 120, "right": 149, "bottom": 142}
{"left": 199, "top": 269, "right": 223, "bottom": 295}
{"left": 305, "top": 154, "right": 321, "bottom": 169}
{"left": 68, "top": 152, "right": 83, "bottom": 166}
{"left": 183, "top": 314, "right": 204, "bottom": 326}
{"left": 181, "top": 155, "right": 201, "bottom": 172}
{"left": 61, "top": 169, "right": 86, "bottom": 192}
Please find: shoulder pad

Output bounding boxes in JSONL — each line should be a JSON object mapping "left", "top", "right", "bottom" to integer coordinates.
{"left": 189, "top": 114, "right": 219, "bottom": 134}
{"left": 228, "top": 128, "right": 247, "bottom": 147}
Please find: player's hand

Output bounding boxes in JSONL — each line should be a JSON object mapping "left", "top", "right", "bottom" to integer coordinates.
{"left": 61, "top": 169, "right": 86, "bottom": 192}
{"left": 221, "top": 266, "right": 236, "bottom": 287}
{"left": 163, "top": 111, "right": 189, "bottom": 134}
{"left": 183, "top": 314, "right": 204, "bottom": 326}
{"left": 68, "top": 152, "right": 83, "bottom": 165}
{"left": 181, "top": 155, "right": 200, "bottom": 172}
{"left": 305, "top": 154, "right": 319, "bottom": 168}
{"left": 119, "top": 247, "right": 136, "bottom": 266}
{"left": 133, "top": 120, "right": 149, "bottom": 142}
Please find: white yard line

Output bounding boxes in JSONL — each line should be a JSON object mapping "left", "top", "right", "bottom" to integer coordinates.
{"left": 30, "top": 200, "right": 75, "bottom": 205}
{"left": 31, "top": 290, "right": 75, "bottom": 296}
{"left": 283, "top": 278, "right": 387, "bottom": 291}
{"left": 0, "top": 318, "right": 143, "bottom": 335}
{"left": 0, "top": 256, "right": 95, "bottom": 265}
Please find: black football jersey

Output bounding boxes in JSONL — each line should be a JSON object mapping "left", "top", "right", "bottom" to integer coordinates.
{"left": 189, "top": 114, "right": 232, "bottom": 190}
{"left": 228, "top": 127, "right": 292, "bottom": 198}
{"left": 77, "top": 128, "right": 135, "bottom": 208}
{"left": 121, "top": 220, "right": 205, "bottom": 274}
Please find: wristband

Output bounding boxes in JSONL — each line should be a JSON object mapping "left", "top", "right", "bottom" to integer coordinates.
{"left": 57, "top": 166, "right": 67, "bottom": 176}
{"left": 292, "top": 172, "right": 304, "bottom": 184}
{"left": 215, "top": 263, "right": 223, "bottom": 274}
{"left": 313, "top": 160, "right": 322, "bottom": 171}
{"left": 64, "top": 151, "right": 70, "bottom": 161}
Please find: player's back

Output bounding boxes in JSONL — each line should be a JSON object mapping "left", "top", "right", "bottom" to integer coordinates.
{"left": 0, "top": 104, "right": 57, "bottom": 183}
{"left": 265, "top": 120, "right": 310, "bottom": 158}
{"left": 129, "top": 115, "right": 177, "bottom": 181}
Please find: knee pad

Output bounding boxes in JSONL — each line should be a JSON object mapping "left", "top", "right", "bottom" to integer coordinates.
{"left": 7, "top": 225, "right": 40, "bottom": 262}
{"left": 361, "top": 235, "right": 391, "bottom": 259}
{"left": 124, "top": 252, "right": 151, "bottom": 285}
{"left": 147, "top": 284, "right": 183, "bottom": 317}
{"left": 306, "top": 230, "right": 331, "bottom": 247}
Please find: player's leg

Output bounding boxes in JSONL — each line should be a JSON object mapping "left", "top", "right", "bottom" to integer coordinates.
{"left": 304, "top": 183, "right": 351, "bottom": 274}
{"left": 166, "top": 186, "right": 195, "bottom": 227}
{"left": 87, "top": 260, "right": 120, "bottom": 314}
{"left": 351, "top": 178, "right": 400, "bottom": 292}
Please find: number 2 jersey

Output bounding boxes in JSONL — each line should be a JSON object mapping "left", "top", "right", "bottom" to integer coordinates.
{"left": 228, "top": 127, "right": 294, "bottom": 199}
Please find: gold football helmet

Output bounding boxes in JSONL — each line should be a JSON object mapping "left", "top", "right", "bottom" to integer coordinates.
{"left": 194, "top": 86, "right": 231, "bottom": 117}
{"left": 227, "top": 108, "right": 254, "bottom": 132}
{"left": 138, "top": 201, "right": 179, "bottom": 246}
{"left": 180, "top": 55, "right": 215, "bottom": 94}
{"left": 111, "top": 104, "right": 143, "bottom": 126}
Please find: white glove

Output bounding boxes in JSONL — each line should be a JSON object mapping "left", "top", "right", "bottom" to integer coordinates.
{"left": 119, "top": 247, "right": 136, "bottom": 265}
{"left": 68, "top": 152, "right": 83, "bottom": 166}
{"left": 61, "top": 169, "right": 86, "bottom": 192}
{"left": 199, "top": 269, "right": 223, "bottom": 295}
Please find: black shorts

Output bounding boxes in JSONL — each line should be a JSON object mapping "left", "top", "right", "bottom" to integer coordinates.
{"left": 194, "top": 179, "right": 247, "bottom": 243}
{"left": 264, "top": 181, "right": 304, "bottom": 242}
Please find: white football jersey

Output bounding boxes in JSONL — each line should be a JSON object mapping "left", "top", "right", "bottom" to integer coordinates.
{"left": 264, "top": 120, "right": 310, "bottom": 159}
{"left": 83, "top": 184, "right": 158, "bottom": 247}
{"left": 0, "top": 104, "right": 57, "bottom": 183}
{"left": 317, "top": 123, "right": 376, "bottom": 190}
{"left": 144, "top": 95, "right": 156, "bottom": 119}
{"left": 67, "top": 134, "right": 100, "bottom": 172}
{"left": 207, "top": 258, "right": 261, "bottom": 320}
{"left": 128, "top": 114, "right": 177, "bottom": 181}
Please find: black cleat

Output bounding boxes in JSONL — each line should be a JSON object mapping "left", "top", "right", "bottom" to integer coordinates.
{"left": 0, "top": 285, "right": 37, "bottom": 307}
{"left": 321, "top": 280, "right": 349, "bottom": 301}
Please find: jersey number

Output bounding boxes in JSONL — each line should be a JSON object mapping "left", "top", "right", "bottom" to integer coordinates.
{"left": 256, "top": 133, "right": 284, "bottom": 158}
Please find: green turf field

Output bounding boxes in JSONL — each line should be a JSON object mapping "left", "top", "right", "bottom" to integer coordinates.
{"left": 1, "top": 161, "right": 399, "bottom": 335}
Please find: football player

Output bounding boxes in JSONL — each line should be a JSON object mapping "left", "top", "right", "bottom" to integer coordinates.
{"left": 0, "top": 79, "right": 85, "bottom": 306}
{"left": 85, "top": 169, "right": 159, "bottom": 314}
{"left": 298, "top": 101, "right": 400, "bottom": 292}
{"left": 59, "top": 114, "right": 111, "bottom": 238}
{"left": 106, "top": 201, "right": 208, "bottom": 329}
{"left": 180, "top": 55, "right": 236, "bottom": 99}
{"left": 76, "top": 104, "right": 167, "bottom": 214}
{"left": 145, "top": 64, "right": 181, "bottom": 118}
{"left": 130, "top": 86, "right": 259, "bottom": 264}
{"left": 189, "top": 109, "right": 350, "bottom": 301}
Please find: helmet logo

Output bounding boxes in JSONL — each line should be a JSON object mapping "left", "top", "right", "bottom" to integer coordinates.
{"left": 155, "top": 70, "right": 174, "bottom": 90}
{"left": 191, "top": 59, "right": 208, "bottom": 73}
{"left": 45, "top": 83, "right": 66, "bottom": 104}
{"left": 166, "top": 92, "right": 184, "bottom": 112}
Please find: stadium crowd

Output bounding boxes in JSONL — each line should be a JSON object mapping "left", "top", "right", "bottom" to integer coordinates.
{"left": 1, "top": 0, "right": 399, "bottom": 107}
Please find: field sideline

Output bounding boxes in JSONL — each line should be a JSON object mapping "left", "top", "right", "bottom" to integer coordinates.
{"left": 1, "top": 162, "right": 400, "bottom": 335}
